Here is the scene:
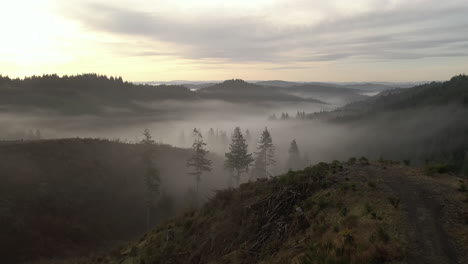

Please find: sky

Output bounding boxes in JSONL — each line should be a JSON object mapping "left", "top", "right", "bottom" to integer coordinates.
{"left": 0, "top": 0, "right": 467, "bottom": 82}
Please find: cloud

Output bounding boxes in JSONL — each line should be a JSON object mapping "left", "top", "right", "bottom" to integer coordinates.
{"left": 56, "top": 0, "right": 468, "bottom": 63}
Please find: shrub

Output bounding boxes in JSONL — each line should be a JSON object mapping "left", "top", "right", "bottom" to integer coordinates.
{"left": 340, "top": 207, "right": 349, "bottom": 217}
{"left": 348, "top": 157, "right": 357, "bottom": 165}
{"left": 301, "top": 242, "right": 349, "bottom": 264}
{"left": 403, "top": 159, "right": 411, "bottom": 166}
{"left": 458, "top": 180, "right": 467, "bottom": 192}
{"left": 304, "top": 162, "right": 330, "bottom": 180}
{"left": 377, "top": 227, "right": 390, "bottom": 243}
{"left": 333, "top": 224, "right": 340, "bottom": 233}
{"left": 364, "top": 203, "right": 373, "bottom": 215}
{"left": 425, "top": 163, "right": 456, "bottom": 176}
{"left": 330, "top": 160, "right": 343, "bottom": 173}
{"left": 318, "top": 197, "right": 329, "bottom": 211}
{"left": 359, "top": 156, "right": 369, "bottom": 165}
{"left": 340, "top": 183, "right": 350, "bottom": 193}
{"left": 279, "top": 170, "right": 300, "bottom": 185}
{"left": 388, "top": 197, "right": 400, "bottom": 209}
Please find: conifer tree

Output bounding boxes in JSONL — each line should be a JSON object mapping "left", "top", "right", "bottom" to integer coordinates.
{"left": 252, "top": 128, "right": 276, "bottom": 179}
{"left": 268, "top": 113, "right": 277, "bottom": 120}
{"left": 141, "top": 128, "right": 160, "bottom": 231}
{"left": 287, "top": 139, "right": 301, "bottom": 170}
{"left": 225, "top": 127, "right": 254, "bottom": 186}
{"left": 187, "top": 128, "right": 212, "bottom": 203}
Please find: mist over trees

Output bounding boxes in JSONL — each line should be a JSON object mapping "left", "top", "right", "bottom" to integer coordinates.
{"left": 140, "top": 128, "right": 161, "bottom": 231}
{"left": 251, "top": 128, "right": 276, "bottom": 179}
{"left": 225, "top": 127, "right": 254, "bottom": 186}
{"left": 287, "top": 139, "right": 301, "bottom": 170}
{"left": 187, "top": 128, "right": 212, "bottom": 204}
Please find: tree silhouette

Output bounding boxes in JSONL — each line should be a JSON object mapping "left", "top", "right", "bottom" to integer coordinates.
{"left": 187, "top": 128, "right": 212, "bottom": 204}
{"left": 140, "top": 128, "right": 160, "bottom": 231}
{"left": 252, "top": 127, "right": 276, "bottom": 179}
{"left": 287, "top": 139, "right": 301, "bottom": 170}
{"left": 225, "top": 127, "right": 254, "bottom": 186}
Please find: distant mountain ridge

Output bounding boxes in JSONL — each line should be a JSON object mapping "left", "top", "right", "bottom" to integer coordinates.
{"left": 196, "top": 79, "right": 326, "bottom": 103}
{"left": 0, "top": 74, "right": 436, "bottom": 116}
{"left": 313, "top": 74, "right": 468, "bottom": 121}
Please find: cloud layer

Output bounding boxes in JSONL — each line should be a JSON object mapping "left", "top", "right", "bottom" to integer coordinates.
{"left": 58, "top": 0, "right": 468, "bottom": 64}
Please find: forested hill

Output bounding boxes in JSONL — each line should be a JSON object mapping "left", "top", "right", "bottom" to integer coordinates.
{"left": 302, "top": 74, "right": 468, "bottom": 177}
{"left": 197, "top": 79, "right": 326, "bottom": 103}
{"left": 0, "top": 138, "right": 224, "bottom": 264}
{"left": 0, "top": 75, "right": 326, "bottom": 115}
{"left": 0, "top": 74, "right": 195, "bottom": 115}
{"left": 315, "top": 74, "right": 468, "bottom": 121}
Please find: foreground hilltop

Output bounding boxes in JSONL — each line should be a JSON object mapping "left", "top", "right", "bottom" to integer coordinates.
{"left": 0, "top": 138, "right": 225, "bottom": 264}
{"left": 89, "top": 160, "right": 468, "bottom": 264}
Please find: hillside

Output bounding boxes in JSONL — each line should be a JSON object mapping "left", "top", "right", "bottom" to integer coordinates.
{"left": 301, "top": 75, "right": 468, "bottom": 174}
{"left": 340, "top": 83, "right": 398, "bottom": 92}
{"left": 82, "top": 160, "right": 468, "bottom": 264}
{"left": 201, "top": 79, "right": 368, "bottom": 105}
{"left": 0, "top": 138, "right": 225, "bottom": 264}
{"left": 278, "top": 84, "right": 367, "bottom": 105}
{"left": 0, "top": 75, "right": 336, "bottom": 117}
{"left": 198, "top": 79, "right": 325, "bottom": 103}
{"left": 314, "top": 74, "right": 468, "bottom": 121}
{"left": 0, "top": 74, "right": 196, "bottom": 115}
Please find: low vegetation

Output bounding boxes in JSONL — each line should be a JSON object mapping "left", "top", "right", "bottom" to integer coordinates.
{"left": 85, "top": 161, "right": 408, "bottom": 264}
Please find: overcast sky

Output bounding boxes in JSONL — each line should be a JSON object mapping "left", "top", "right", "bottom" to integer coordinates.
{"left": 1, "top": 0, "right": 467, "bottom": 82}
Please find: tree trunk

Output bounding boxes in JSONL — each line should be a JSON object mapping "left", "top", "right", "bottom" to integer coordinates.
{"left": 196, "top": 178, "right": 200, "bottom": 207}
{"left": 236, "top": 170, "right": 241, "bottom": 187}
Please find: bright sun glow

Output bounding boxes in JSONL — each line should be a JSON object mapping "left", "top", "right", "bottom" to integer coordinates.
{"left": 0, "top": 1, "right": 77, "bottom": 67}
{"left": 0, "top": 0, "right": 467, "bottom": 81}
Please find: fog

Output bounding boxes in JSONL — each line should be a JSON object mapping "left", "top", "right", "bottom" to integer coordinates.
{"left": 2, "top": 96, "right": 465, "bottom": 178}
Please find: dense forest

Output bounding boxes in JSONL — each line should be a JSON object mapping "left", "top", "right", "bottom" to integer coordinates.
{"left": 0, "top": 138, "right": 225, "bottom": 263}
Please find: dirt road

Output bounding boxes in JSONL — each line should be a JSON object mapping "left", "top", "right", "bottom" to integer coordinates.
{"left": 364, "top": 165, "right": 463, "bottom": 264}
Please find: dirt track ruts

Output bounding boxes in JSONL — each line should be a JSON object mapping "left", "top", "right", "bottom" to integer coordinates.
{"left": 366, "top": 165, "right": 460, "bottom": 264}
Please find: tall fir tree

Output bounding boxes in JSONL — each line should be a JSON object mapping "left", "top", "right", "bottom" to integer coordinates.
{"left": 225, "top": 127, "right": 254, "bottom": 186}
{"left": 187, "top": 128, "right": 212, "bottom": 204}
{"left": 287, "top": 139, "right": 301, "bottom": 170}
{"left": 140, "top": 128, "right": 160, "bottom": 231}
{"left": 252, "top": 128, "right": 276, "bottom": 179}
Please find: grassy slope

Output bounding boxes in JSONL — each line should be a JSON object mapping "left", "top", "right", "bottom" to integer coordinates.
{"left": 78, "top": 160, "right": 468, "bottom": 264}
